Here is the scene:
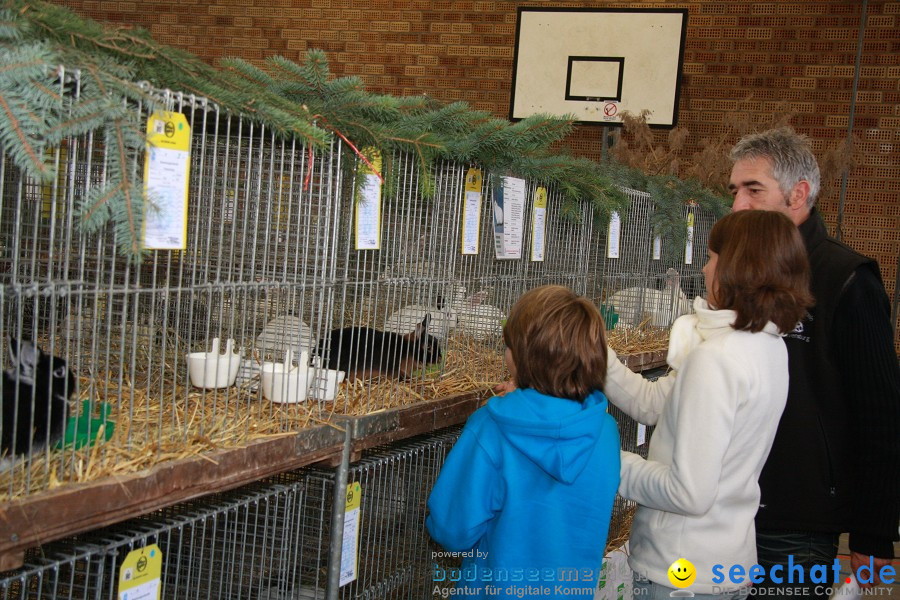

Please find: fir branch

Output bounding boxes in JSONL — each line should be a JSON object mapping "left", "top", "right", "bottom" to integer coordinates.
{"left": 77, "top": 181, "right": 119, "bottom": 227}
{"left": 220, "top": 58, "right": 277, "bottom": 89}
{"left": 107, "top": 118, "right": 141, "bottom": 256}
{"left": 300, "top": 49, "right": 331, "bottom": 93}
{"left": 0, "top": 91, "right": 50, "bottom": 178}
{"left": 5, "top": 1, "right": 729, "bottom": 261}
{"left": 27, "top": 77, "right": 61, "bottom": 101}
{"left": 0, "top": 57, "right": 44, "bottom": 76}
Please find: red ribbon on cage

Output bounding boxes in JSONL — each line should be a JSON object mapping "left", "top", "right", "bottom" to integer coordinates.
{"left": 301, "top": 129, "right": 383, "bottom": 192}
{"left": 333, "top": 129, "right": 383, "bottom": 183}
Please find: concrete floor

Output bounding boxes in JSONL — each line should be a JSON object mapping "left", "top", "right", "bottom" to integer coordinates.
{"left": 836, "top": 533, "right": 899, "bottom": 597}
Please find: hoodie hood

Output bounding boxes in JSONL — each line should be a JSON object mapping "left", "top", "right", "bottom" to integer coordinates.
{"left": 486, "top": 388, "right": 611, "bottom": 484}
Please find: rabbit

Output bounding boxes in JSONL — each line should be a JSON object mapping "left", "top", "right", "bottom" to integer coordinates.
{"left": 318, "top": 315, "right": 443, "bottom": 381}
{"left": 382, "top": 284, "right": 466, "bottom": 342}
{"left": 493, "top": 198, "right": 504, "bottom": 227}
{"left": 2, "top": 339, "right": 73, "bottom": 460}
{"left": 609, "top": 268, "right": 691, "bottom": 328}
{"left": 455, "top": 289, "right": 506, "bottom": 341}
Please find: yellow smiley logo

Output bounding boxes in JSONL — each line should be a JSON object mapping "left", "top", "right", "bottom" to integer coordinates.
{"left": 667, "top": 558, "right": 697, "bottom": 588}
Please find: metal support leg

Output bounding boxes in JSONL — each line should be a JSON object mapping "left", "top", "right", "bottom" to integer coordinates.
{"left": 326, "top": 425, "right": 352, "bottom": 600}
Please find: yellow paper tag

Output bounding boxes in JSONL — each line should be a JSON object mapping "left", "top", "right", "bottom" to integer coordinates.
{"left": 685, "top": 212, "right": 695, "bottom": 265}
{"left": 273, "top": 173, "right": 293, "bottom": 232}
{"left": 461, "top": 168, "right": 483, "bottom": 255}
{"left": 354, "top": 147, "right": 383, "bottom": 250}
{"left": 464, "top": 168, "right": 483, "bottom": 193}
{"left": 359, "top": 147, "right": 383, "bottom": 177}
{"left": 41, "top": 145, "right": 68, "bottom": 220}
{"left": 143, "top": 111, "right": 191, "bottom": 250}
{"left": 534, "top": 187, "right": 548, "bottom": 209}
{"left": 340, "top": 482, "right": 362, "bottom": 586}
{"left": 531, "top": 186, "right": 548, "bottom": 262}
{"left": 118, "top": 544, "right": 162, "bottom": 600}
{"left": 146, "top": 111, "right": 190, "bottom": 151}
{"left": 346, "top": 481, "right": 362, "bottom": 511}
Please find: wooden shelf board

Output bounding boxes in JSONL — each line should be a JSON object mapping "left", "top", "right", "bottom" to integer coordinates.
{"left": 0, "top": 424, "right": 345, "bottom": 570}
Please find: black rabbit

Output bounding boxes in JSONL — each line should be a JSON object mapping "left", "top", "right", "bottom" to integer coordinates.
{"left": 319, "top": 315, "right": 443, "bottom": 381}
{"left": 2, "top": 339, "right": 73, "bottom": 458}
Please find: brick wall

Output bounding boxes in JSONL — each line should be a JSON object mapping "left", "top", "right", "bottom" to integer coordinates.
{"left": 55, "top": 0, "right": 900, "bottom": 351}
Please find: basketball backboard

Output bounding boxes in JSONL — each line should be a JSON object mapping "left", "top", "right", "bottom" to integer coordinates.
{"left": 510, "top": 8, "right": 688, "bottom": 128}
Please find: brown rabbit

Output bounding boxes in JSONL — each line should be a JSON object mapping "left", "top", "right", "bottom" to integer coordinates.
{"left": 318, "top": 315, "right": 442, "bottom": 381}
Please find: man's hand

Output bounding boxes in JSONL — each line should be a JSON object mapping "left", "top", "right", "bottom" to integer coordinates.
{"left": 850, "top": 551, "right": 893, "bottom": 588}
{"left": 493, "top": 380, "right": 516, "bottom": 396}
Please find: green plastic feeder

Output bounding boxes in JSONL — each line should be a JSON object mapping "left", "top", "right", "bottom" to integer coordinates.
{"left": 599, "top": 304, "right": 619, "bottom": 330}
{"left": 410, "top": 358, "right": 445, "bottom": 380}
{"left": 58, "top": 400, "right": 115, "bottom": 450}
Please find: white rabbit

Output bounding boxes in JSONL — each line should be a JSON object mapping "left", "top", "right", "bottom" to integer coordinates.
{"left": 382, "top": 285, "right": 465, "bottom": 342}
{"left": 456, "top": 289, "right": 506, "bottom": 341}
{"left": 493, "top": 199, "right": 504, "bottom": 227}
{"left": 609, "top": 268, "right": 691, "bottom": 328}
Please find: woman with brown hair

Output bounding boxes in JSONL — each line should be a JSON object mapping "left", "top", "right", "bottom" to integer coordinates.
{"left": 605, "top": 209, "right": 814, "bottom": 599}
{"left": 427, "top": 285, "right": 620, "bottom": 599}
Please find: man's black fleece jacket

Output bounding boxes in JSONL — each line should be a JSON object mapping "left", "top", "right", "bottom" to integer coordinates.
{"left": 756, "top": 209, "right": 900, "bottom": 559}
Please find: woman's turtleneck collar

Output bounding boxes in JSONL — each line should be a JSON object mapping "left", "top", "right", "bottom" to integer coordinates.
{"left": 692, "top": 296, "right": 740, "bottom": 339}
{"left": 666, "top": 296, "right": 782, "bottom": 371}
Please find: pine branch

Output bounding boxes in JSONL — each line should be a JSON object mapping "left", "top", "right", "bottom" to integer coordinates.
{"left": 77, "top": 181, "right": 119, "bottom": 227}
{"left": 5, "top": 0, "right": 729, "bottom": 263}
{"left": 108, "top": 118, "right": 141, "bottom": 257}
{"left": 0, "top": 91, "right": 50, "bottom": 178}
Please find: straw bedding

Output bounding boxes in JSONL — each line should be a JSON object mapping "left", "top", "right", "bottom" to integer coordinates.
{"left": 0, "top": 328, "right": 663, "bottom": 502}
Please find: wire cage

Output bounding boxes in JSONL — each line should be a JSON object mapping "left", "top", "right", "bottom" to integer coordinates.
{"left": 301, "top": 428, "right": 462, "bottom": 600}
{"left": 0, "top": 70, "right": 354, "bottom": 501}
{"left": 586, "top": 188, "right": 715, "bottom": 331}
{"left": 331, "top": 155, "right": 598, "bottom": 413}
{"left": 0, "top": 402, "right": 658, "bottom": 600}
{"left": 0, "top": 427, "right": 462, "bottom": 600}
{"left": 0, "top": 477, "right": 313, "bottom": 599}
{"left": 1, "top": 62, "right": 706, "bottom": 515}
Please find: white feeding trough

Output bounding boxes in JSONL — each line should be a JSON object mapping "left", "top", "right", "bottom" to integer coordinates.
{"left": 309, "top": 368, "right": 345, "bottom": 401}
{"left": 186, "top": 338, "right": 242, "bottom": 389}
{"left": 236, "top": 315, "right": 317, "bottom": 389}
{"left": 261, "top": 349, "right": 312, "bottom": 404}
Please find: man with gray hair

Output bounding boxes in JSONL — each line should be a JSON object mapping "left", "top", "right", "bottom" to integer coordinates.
{"left": 729, "top": 127, "right": 899, "bottom": 596}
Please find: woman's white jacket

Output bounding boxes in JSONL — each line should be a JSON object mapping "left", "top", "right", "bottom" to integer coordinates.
{"left": 606, "top": 297, "right": 789, "bottom": 594}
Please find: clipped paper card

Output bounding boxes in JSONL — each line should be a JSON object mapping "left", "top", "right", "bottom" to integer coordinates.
{"left": 143, "top": 111, "right": 190, "bottom": 250}
{"left": 461, "top": 168, "right": 483, "bottom": 255}
{"left": 340, "top": 482, "right": 362, "bottom": 586}
{"left": 531, "top": 186, "right": 547, "bottom": 262}
{"left": 355, "top": 148, "right": 383, "bottom": 250}
{"left": 118, "top": 544, "right": 162, "bottom": 600}
{"left": 492, "top": 176, "right": 526, "bottom": 259}
{"left": 684, "top": 212, "right": 695, "bottom": 265}
{"left": 607, "top": 211, "right": 621, "bottom": 259}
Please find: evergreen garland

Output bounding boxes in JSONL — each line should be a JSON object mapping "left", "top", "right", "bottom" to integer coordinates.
{"left": 2, "top": 0, "right": 729, "bottom": 262}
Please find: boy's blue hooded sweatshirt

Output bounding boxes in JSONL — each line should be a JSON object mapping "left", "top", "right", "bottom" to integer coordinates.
{"left": 426, "top": 388, "right": 620, "bottom": 599}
